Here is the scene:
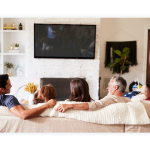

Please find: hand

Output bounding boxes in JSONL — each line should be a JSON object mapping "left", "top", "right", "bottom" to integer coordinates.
{"left": 46, "top": 99, "right": 56, "bottom": 108}
{"left": 56, "top": 104, "right": 73, "bottom": 113}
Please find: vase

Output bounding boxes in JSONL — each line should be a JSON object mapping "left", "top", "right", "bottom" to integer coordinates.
{"left": 10, "top": 42, "right": 14, "bottom": 50}
{"left": 15, "top": 61, "right": 22, "bottom": 76}
{"left": 14, "top": 47, "right": 19, "bottom": 50}
{"left": 6, "top": 68, "right": 12, "bottom": 77}
{"left": 28, "top": 93, "right": 34, "bottom": 105}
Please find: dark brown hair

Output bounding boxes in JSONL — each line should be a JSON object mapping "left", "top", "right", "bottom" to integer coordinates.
{"left": 0, "top": 74, "right": 9, "bottom": 89}
{"left": 33, "top": 84, "right": 56, "bottom": 104}
{"left": 146, "top": 84, "right": 150, "bottom": 92}
{"left": 69, "top": 78, "right": 92, "bottom": 102}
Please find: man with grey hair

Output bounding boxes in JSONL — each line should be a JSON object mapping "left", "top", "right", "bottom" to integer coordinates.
{"left": 56, "top": 76, "right": 131, "bottom": 112}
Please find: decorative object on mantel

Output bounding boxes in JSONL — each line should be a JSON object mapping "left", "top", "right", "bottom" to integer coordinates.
{"left": 105, "top": 41, "right": 137, "bottom": 74}
{"left": 5, "top": 62, "right": 14, "bottom": 77}
{"left": 24, "top": 82, "right": 38, "bottom": 105}
{"left": 108, "top": 47, "right": 132, "bottom": 76}
{"left": 19, "top": 23, "right": 22, "bottom": 30}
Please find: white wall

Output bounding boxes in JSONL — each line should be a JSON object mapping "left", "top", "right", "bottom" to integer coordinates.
{"left": 100, "top": 18, "right": 150, "bottom": 98}
{"left": 27, "top": 18, "right": 100, "bottom": 100}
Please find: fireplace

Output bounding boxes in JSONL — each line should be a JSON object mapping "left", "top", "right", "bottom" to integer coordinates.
{"left": 40, "top": 78, "right": 75, "bottom": 101}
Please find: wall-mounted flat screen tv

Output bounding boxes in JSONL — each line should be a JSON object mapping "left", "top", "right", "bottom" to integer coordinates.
{"left": 34, "top": 24, "right": 96, "bottom": 59}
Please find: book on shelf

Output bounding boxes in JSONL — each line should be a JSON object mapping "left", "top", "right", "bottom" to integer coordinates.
{"left": 3, "top": 27, "right": 16, "bottom": 30}
{"left": 9, "top": 50, "right": 20, "bottom": 53}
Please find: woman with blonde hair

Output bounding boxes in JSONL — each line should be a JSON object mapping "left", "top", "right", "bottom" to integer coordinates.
{"left": 33, "top": 84, "right": 56, "bottom": 104}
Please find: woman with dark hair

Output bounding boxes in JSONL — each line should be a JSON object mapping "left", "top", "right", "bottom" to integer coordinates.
{"left": 33, "top": 84, "right": 56, "bottom": 104}
{"left": 67, "top": 78, "right": 92, "bottom": 102}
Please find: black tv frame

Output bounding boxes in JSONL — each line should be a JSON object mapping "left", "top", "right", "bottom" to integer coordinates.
{"left": 34, "top": 23, "right": 96, "bottom": 59}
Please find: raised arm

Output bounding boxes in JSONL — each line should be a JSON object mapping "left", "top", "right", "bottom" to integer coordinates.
{"left": 10, "top": 99, "right": 56, "bottom": 120}
{"left": 56, "top": 103, "right": 89, "bottom": 113}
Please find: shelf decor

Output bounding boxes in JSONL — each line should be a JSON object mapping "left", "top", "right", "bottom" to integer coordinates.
{"left": 5, "top": 62, "right": 14, "bottom": 77}
{"left": 3, "top": 23, "right": 16, "bottom": 30}
{"left": 10, "top": 42, "right": 14, "bottom": 50}
{"left": 9, "top": 43, "right": 20, "bottom": 53}
{"left": 14, "top": 43, "right": 19, "bottom": 50}
{"left": 15, "top": 61, "right": 23, "bottom": 77}
{"left": 19, "top": 23, "right": 22, "bottom": 30}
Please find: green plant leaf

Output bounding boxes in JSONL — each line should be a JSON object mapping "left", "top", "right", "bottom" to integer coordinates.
{"left": 114, "top": 58, "right": 121, "bottom": 63}
{"left": 4, "top": 62, "right": 14, "bottom": 68}
{"left": 122, "top": 47, "right": 130, "bottom": 53}
{"left": 125, "top": 60, "right": 132, "bottom": 65}
{"left": 122, "top": 50, "right": 131, "bottom": 56}
{"left": 120, "top": 66, "right": 127, "bottom": 70}
{"left": 114, "top": 50, "right": 121, "bottom": 56}
{"left": 108, "top": 62, "right": 117, "bottom": 68}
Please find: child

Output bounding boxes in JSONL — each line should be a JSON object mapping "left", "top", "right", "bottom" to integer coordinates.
{"left": 33, "top": 84, "right": 56, "bottom": 104}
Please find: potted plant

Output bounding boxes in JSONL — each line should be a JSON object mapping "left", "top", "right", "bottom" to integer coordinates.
{"left": 14, "top": 43, "right": 19, "bottom": 50}
{"left": 5, "top": 62, "right": 14, "bottom": 77}
{"left": 108, "top": 47, "right": 132, "bottom": 76}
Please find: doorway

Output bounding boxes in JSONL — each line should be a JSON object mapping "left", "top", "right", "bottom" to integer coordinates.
{"left": 146, "top": 30, "right": 150, "bottom": 83}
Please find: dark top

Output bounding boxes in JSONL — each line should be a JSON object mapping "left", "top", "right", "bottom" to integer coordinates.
{"left": 0, "top": 95, "right": 20, "bottom": 109}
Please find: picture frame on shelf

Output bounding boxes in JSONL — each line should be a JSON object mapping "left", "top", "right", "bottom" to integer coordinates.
{"left": 17, "top": 68, "right": 23, "bottom": 77}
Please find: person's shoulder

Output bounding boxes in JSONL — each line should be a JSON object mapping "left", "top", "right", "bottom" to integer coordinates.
{"left": 5, "top": 95, "right": 17, "bottom": 99}
{"left": 115, "top": 95, "right": 131, "bottom": 102}
{"left": 104, "top": 95, "right": 117, "bottom": 99}
{"left": 5, "top": 95, "right": 18, "bottom": 102}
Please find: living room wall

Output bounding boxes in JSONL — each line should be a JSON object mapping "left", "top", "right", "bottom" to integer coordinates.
{"left": 100, "top": 18, "right": 150, "bottom": 98}
{"left": 27, "top": 18, "right": 100, "bottom": 100}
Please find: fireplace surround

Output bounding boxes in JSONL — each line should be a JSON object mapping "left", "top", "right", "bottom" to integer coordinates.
{"left": 28, "top": 18, "right": 100, "bottom": 100}
{"left": 40, "top": 78, "right": 75, "bottom": 101}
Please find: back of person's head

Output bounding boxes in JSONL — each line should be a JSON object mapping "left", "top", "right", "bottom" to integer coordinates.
{"left": 146, "top": 84, "right": 150, "bottom": 92}
{"left": 33, "top": 84, "right": 56, "bottom": 104}
{"left": 111, "top": 76, "right": 127, "bottom": 93}
{"left": 69, "top": 78, "right": 92, "bottom": 102}
{"left": 0, "top": 74, "right": 9, "bottom": 89}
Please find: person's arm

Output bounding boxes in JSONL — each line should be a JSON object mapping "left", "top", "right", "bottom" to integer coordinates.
{"left": 10, "top": 99, "right": 56, "bottom": 120}
{"left": 56, "top": 103, "right": 89, "bottom": 113}
{"left": 56, "top": 95, "right": 118, "bottom": 113}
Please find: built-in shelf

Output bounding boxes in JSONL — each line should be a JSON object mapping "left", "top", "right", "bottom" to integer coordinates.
{"left": 3, "top": 30, "right": 25, "bottom": 33}
{"left": 0, "top": 18, "right": 27, "bottom": 79}
{"left": 9, "top": 77, "right": 27, "bottom": 79}
{"left": 3, "top": 53, "right": 25, "bottom": 56}
{"left": 0, "top": 18, "right": 28, "bottom": 96}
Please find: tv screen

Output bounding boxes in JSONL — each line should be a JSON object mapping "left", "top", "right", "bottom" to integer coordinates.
{"left": 34, "top": 24, "right": 96, "bottom": 59}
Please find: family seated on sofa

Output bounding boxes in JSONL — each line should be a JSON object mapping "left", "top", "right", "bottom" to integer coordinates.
{"left": 0, "top": 74, "right": 149, "bottom": 120}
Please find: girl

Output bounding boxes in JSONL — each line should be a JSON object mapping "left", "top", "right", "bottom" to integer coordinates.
{"left": 33, "top": 84, "right": 56, "bottom": 104}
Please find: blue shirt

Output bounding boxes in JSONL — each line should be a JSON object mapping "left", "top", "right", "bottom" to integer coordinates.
{"left": 0, "top": 95, "right": 20, "bottom": 109}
